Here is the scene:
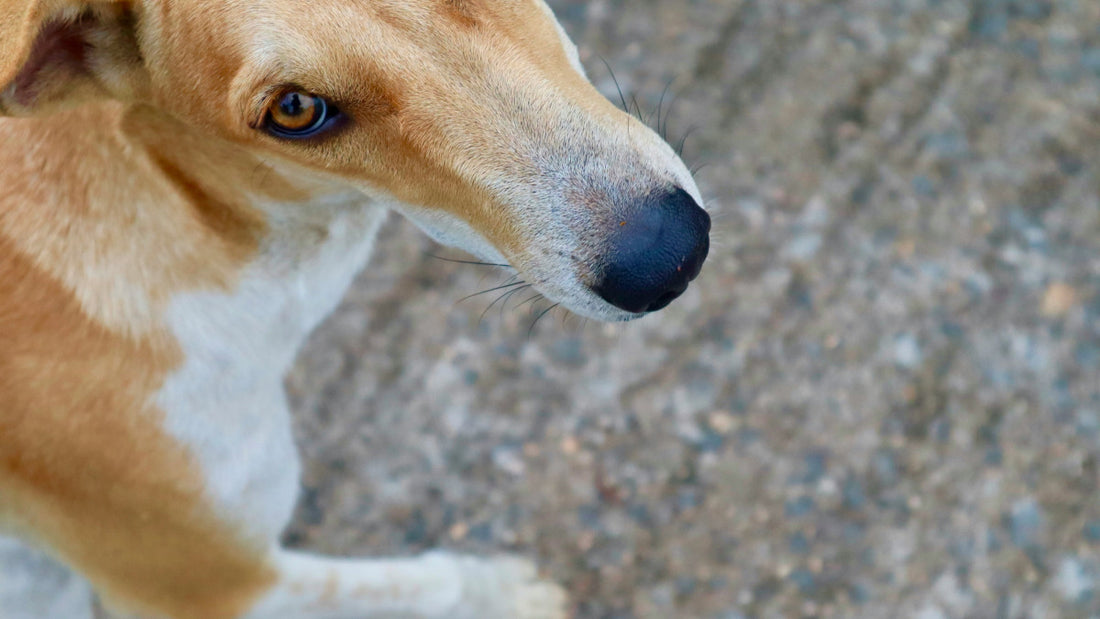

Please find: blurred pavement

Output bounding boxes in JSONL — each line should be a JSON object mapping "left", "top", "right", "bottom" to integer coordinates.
{"left": 286, "top": 1, "right": 1100, "bottom": 617}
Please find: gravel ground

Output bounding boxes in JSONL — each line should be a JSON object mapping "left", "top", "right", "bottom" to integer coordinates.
{"left": 284, "top": 1, "right": 1100, "bottom": 617}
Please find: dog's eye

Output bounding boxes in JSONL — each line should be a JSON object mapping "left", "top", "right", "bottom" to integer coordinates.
{"left": 264, "top": 91, "right": 340, "bottom": 139}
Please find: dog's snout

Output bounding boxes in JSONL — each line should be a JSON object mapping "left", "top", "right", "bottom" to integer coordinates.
{"left": 591, "top": 188, "right": 711, "bottom": 314}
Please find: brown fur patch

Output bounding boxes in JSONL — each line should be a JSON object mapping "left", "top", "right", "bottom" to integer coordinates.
{"left": 0, "top": 235, "right": 276, "bottom": 619}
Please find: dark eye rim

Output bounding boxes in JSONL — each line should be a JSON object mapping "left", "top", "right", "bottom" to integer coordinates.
{"left": 263, "top": 92, "right": 344, "bottom": 140}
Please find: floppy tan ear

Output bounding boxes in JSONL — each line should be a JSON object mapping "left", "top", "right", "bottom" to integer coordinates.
{"left": 0, "top": 0, "right": 145, "bottom": 116}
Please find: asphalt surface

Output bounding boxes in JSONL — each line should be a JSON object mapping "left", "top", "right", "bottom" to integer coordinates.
{"left": 286, "top": 1, "right": 1100, "bottom": 617}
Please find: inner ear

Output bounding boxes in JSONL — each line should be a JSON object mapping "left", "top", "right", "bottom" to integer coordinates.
{"left": 12, "top": 17, "right": 92, "bottom": 107}
{"left": 2, "top": 7, "right": 144, "bottom": 116}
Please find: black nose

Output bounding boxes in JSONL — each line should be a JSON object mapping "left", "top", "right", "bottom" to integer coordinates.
{"left": 592, "top": 187, "right": 711, "bottom": 313}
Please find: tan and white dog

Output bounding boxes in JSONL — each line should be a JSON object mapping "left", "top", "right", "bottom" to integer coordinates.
{"left": 0, "top": 0, "right": 710, "bottom": 617}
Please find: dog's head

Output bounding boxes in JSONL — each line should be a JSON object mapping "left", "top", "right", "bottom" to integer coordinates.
{"left": 0, "top": 0, "right": 709, "bottom": 321}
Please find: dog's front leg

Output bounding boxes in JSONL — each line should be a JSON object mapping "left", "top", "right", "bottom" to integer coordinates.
{"left": 243, "top": 549, "right": 567, "bottom": 619}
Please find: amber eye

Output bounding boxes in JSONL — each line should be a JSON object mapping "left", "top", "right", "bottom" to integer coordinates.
{"left": 264, "top": 91, "right": 338, "bottom": 138}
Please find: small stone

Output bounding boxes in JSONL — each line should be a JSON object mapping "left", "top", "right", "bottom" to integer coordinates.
{"left": 548, "top": 337, "right": 586, "bottom": 366}
{"left": 848, "top": 583, "right": 870, "bottom": 604}
{"left": 789, "top": 532, "right": 811, "bottom": 555}
{"left": 1041, "top": 283, "right": 1078, "bottom": 317}
{"left": 912, "top": 176, "right": 937, "bottom": 197}
{"left": 893, "top": 334, "right": 923, "bottom": 369}
{"left": 895, "top": 238, "right": 917, "bottom": 259}
{"left": 785, "top": 496, "right": 816, "bottom": 518}
{"left": 842, "top": 477, "right": 867, "bottom": 510}
{"left": 801, "top": 451, "right": 828, "bottom": 484}
{"left": 915, "top": 605, "right": 947, "bottom": 619}
{"left": 1008, "top": 498, "right": 1045, "bottom": 550}
{"left": 492, "top": 445, "right": 525, "bottom": 476}
{"left": 783, "top": 233, "right": 823, "bottom": 262}
{"left": 1083, "top": 48, "right": 1100, "bottom": 75}
{"left": 1084, "top": 520, "right": 1100, "bottom": 542}
{"left": 871, "top": 449, "right": 900, "bottom": 485}
{"left": 468, "top": 522, "right": 493, "bottom": 543}
{"left": 560, "top": 436, "right": 580, "bottom": 455}
{"left": 675, "top": 576, "right": 698, "bottom": 597}
{"left": 708, "top": 410, "right": 738, "bottom": 434}
{"left": 576, "top": 530, "right": 597, "bottom": 552}
{"left": 789, "top": 568, "right": 816, "bottom": 594}
{"left": 677, "top": 487, "right": 703, "bottom": 511}
{"left": 1053, "top": 557, "right": 1094, "bottom": 603}
{"left": 577, "top": 504, "right": 602, "bottom": 529}
{"left": 449, "top": 522, "right": 469, "bottom": 541}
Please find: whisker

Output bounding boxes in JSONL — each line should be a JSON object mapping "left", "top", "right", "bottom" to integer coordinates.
{"left": 599, "top": 56, "right": 632, "bottom": 115}
{"left": 630, "top": 94, "right": 643, "bottom": 122}
{"left": 497, "top": 285, "right": 533, "bottom": 322}
{"left": 456, "top": 280, "right": 528, "bottom": 305}
{"left": 514, "top": 293, "right": 545, "bottom": 312}
{"left": 675, "top": 125, "right": 700, "bottom": 157}
{"left": 655, "top": 78, "right": 675, "bottom": 140}
{"left": 426, "top": 253, "right": 512, "bottom": 269}
{"left": 481, "top": 283, "right": 533, "bottom": 325}
{"left": 528, "top": 303, "right": 561, "bottom": 338}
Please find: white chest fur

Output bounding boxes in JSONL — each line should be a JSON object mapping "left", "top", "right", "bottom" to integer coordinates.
{"left": 155, "top": 197, "right": 388, "bottom": 540}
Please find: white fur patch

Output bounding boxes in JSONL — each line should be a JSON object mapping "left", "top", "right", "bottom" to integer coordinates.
{"left": 157, "top": 197, "right": 387, "bottom": 539}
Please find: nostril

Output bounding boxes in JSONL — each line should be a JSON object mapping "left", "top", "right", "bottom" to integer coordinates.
{"left": 646, "top": 287, "right": 686, "bottom": 313}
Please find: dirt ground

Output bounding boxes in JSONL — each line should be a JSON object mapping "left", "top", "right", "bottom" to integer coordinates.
{"left": 285, "top": 1, "right": 1100, "bottom": 617}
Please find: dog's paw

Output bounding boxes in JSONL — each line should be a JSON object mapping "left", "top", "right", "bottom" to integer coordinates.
{"left": 424, "top": 553, "right": 569, "bottom": 619}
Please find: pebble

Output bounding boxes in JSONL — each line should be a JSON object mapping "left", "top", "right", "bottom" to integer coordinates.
{"left": 783, "top": 233, "right": 824, "bottom": 262}
{"left": 789, "top": 532, "right": 812, "bottom": 554}
{"left": 843, "top": 477, "right": 867, "bottom": 510}
{"left": 894, "top": 334, "right": 924, "bottom": 369}
{"left": 1041, "top": 283, "right": 1078, "bottom": 317}
{"left": 492, "top": 445, "right": 526, "bottom": 476}
{"left": 449, "top": 522, "right": 469, "bottom": 541}
{"left": 789, "top": 568, "right": 817, "bottom": 594}
{"left": 1008, "top": 498, "right": 1045, "bottom": 550}
{"left": 915, "top": 605, "right": 948, "bottom": 619}
{"left": 785, "top": 496, "right": 816, "bottom": 518}
{"left": 1083, "top": 48, "right": 1100, "bottom": 75}
{"left": 560, "top": 436, "right": 581, "bottom": 455}
{"left": 708, "top": 410, "right": 738, "bottom": 435}
{"left": 1084, "top": 520, "right": 1100, "bottom": 543}
{"left": 1053, "top": 557, "right": 1094, "bottom": 603}
{"left": 872, "top": 449, "right": 900, "bottom": 485}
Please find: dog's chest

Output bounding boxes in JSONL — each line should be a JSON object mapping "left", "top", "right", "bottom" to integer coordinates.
{"left": 155, "top": 202, "right": 388, "bottom": 538}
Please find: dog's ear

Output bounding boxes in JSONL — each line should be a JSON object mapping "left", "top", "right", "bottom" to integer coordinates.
{"left": 0, "top": 1, "right": 146, "bottom": 116}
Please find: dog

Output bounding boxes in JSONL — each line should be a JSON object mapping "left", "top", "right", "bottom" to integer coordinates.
{"left": 0, "top": 0, "right": 710, "bottom": 617}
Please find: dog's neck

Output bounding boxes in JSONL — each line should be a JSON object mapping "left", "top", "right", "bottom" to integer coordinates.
{"left": 0, "top": 101, "right": 380, "bottom": 342}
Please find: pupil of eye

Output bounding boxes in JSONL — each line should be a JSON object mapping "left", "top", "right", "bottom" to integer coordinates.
{"left": 281, "top": 93, "right": 305, "bottom": 117}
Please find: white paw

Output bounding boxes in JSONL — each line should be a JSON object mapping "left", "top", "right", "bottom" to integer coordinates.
{"left": 425, "top": 553, "right": 569, "bottom": 619}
